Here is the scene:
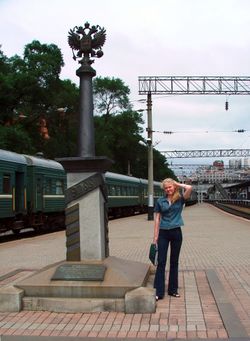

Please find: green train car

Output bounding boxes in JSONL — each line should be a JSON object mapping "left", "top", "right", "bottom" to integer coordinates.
{"left": 0, "top": 149, "right": 196, "bottom": 235}
{"left": 105, "top": 172, "right": 163, "bottom": 217}
{"left": 0, "top": 149, "right": 66, "bottom": 234}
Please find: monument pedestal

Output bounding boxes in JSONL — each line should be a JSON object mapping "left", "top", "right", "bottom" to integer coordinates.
{"left": 57, "top": 156, "right": 113, "bottom": 261}
{"left": 11, "top": 256, "right": 155, "bottom": 313}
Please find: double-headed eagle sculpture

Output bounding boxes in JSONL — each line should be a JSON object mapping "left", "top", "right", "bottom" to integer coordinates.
{"left": 68, "top": 22, "right": 106, "bottom": 65}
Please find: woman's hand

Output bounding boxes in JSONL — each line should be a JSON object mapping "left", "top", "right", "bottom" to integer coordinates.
{"left": 153, "top": 212, "right": 160, "bottom": 245}
{"left": 178, "top": 182, "right": 193, "bottom": 199}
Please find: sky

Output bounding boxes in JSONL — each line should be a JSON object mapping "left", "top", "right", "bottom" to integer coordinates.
{"left": 0, "top": 0, "right": 250, "bottom": 169}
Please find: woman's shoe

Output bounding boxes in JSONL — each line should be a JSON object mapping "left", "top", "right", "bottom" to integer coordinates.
{"left": 168, "top": 292, "right": 180, "bottom": 298}
{"left": 156, "top": 295, "right": 163, "bottom": 301}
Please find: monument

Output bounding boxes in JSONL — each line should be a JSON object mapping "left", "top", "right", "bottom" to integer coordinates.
{"left": 0, "top": 22, "right": 156, "bottom": 313}
{"left": 59, "top": 22, "right": 113, "bottom": 261}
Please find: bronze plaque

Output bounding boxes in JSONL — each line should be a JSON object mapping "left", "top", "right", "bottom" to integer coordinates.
{"left": 51, "top": 264, "right": 106, "bottom": 281}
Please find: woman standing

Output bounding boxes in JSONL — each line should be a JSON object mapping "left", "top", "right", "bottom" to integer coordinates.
{"left": 153, "top": 178, "right": 192, "bottom": 300}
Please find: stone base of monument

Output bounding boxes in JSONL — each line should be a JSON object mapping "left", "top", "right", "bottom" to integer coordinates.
{"left": 0, "top": 257, "right": 156, "bottom": 314}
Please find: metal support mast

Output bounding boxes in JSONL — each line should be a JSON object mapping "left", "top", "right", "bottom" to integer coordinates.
{"left": 147, "top": 93, "right": 154, "bottom": 221}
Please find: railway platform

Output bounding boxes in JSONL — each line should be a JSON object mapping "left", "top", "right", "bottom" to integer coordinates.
{"left": 0, "top": 203, "right": 249, "bottom": 340}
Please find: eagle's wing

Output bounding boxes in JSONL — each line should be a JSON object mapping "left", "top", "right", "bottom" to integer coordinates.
{"left": 68, "top": 29, "right": 80, "bottom": 51}
{"left": 92, "top": 28, "right": 106, "bottom": 49}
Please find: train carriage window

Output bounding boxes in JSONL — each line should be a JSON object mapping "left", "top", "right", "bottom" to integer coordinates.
{"left": 129, "top": 186, "right": 133, "bottom": 196}
{"left": 56, "top": 180, "right": 64, "bottom": 195}
{"left": 116, "top": 186, "right": 121, "bottom": 196}
{"left": 108, "top": 185, "right": 116, "bottom": 196}
{"left": 3, "top": 174, "right": 11, "bottom": 194}
{"left": 121, "top": 186, "right": 127, "bottom": 196}
{"left": 45, "top": 179, "right": 52, "bottom": 194}
{"left": 36, "top": 178, "right": 42, "bottom": 194}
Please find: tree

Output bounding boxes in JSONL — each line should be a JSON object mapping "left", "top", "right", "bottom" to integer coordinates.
{"left": 92, "top": 76, "right": 176, "bottom": 179}
{"left": 0, "top": 125, "right": 35, "bottom": 154}
{"left": 0, "top": 41, "right": 79, "bottom": 157}
{"left": 93, "top": 77, "right": 132, "bottom": 117}
{"left": 42, "top": 79, "right": 79, "bottom": 158}
{"left": 0, "top": 42, "right": 176, "bottom": 180}
{"left": 153, "top": 149, "right": 176, "bottom": 181}
{"left": 0, "top": 48, "right": 18, "bottom": 124}
{"left": 95, "top": 110, "right": 143, "bottom": 173}
{"left": 94, "top": 108, "right": 175, "bottom": 179}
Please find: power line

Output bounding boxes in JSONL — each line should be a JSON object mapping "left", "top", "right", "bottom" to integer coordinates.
{"left": 152, "top": 129, "right": 249, "bottom": 134}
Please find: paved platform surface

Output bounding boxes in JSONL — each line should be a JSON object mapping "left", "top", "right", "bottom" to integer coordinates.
{"left": 0, "top": 203, "right": 249, "bottom": 340}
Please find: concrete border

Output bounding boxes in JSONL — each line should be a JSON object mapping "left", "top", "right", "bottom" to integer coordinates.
{"left": 1, "top": 336, "right": 250, "bottom": 341}
{"left": 0, "top": 269, "right": 24, "bottom": 281}
{"left": 206, "top": 269, "right": 248, "bottom": 338}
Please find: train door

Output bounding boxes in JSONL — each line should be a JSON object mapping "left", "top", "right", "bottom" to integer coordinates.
{"left": 35, "top": 176, "right": 43, "bottom": 210}
{"left": 15, "top": 172, "right": 25, "bottom": 213}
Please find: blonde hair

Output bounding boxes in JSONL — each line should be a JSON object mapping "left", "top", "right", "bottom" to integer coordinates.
{"left": 162, "top": 178, "right": 181, "bottom": 203}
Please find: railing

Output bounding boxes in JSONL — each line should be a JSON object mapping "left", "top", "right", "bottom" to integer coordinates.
{"left": 204, "top": 199, "right": 250, "bottom": 220}
{"left": 206, "top": 199, "right": 250, "bottom": 207}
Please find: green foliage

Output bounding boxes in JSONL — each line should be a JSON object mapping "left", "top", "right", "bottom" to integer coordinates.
{"left": 94, "top": 109, "right": 174, "bottom": 180}
{"left": 0, "top": 41, "right": 79, "bottom": 158}
{"left": 95, "top": 110, "right": 144, "bottom": 174}
{"left": 0, "top": 125, "right": 35, "bottom": 154}
{"left": 93, "top": 76, "right": 132, "bottom": 116}
{"left": 153, "top": 150, "right": 177, "bottom": 181}
{"left": 0, "top": 41, "right": 175, "bottom": 180}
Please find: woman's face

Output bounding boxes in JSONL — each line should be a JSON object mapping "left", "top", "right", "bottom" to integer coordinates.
{"left": 164, "top": 182, "right": 175, "bottom": 196}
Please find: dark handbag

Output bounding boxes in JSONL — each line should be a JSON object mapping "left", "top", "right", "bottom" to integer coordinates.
{"left": 149, "top": 243, "right": 158, "bottom": 265}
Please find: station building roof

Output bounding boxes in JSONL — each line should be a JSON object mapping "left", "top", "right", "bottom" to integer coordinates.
{"left": 226, "top": 180, "right": 250, "bottom": 190}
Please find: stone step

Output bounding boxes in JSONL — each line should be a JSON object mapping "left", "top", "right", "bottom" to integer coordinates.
{"left": 22, "top": 296, "right": 125, "bottom": 313}
{"left": 22, "top": 285, "right": 156, "bottom": 313}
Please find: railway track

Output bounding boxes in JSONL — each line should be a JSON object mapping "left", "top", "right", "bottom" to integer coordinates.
{"left": 208, "top": 201, "right": 250, "bottom": 220}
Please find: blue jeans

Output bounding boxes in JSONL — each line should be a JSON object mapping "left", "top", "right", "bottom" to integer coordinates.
{"left": 154, "top": 227, "right": 183, "bottom": 297}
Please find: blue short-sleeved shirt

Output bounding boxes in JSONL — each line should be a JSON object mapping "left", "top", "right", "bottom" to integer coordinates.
{"left": 154, "top": 195, "right": 185, "bottom": 229}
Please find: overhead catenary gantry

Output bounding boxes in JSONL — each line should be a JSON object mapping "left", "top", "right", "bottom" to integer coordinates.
{"left": 139, "top": 75, "right": 250, "bottom": 220}
{"left": 161, "top": 149, "right": 250, "bottom": 158}
{"left": 139, "top": 76, "right": 250, "bottom": 95}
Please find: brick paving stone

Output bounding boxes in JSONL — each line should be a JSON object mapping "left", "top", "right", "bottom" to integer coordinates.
{"left": 130, "top": 324, "right": 140, "bottom": 331}
{"left": 147, "top": 331, "right": 157, "bottom": 338}
{"left": 77, "top": 330, "right": 89, "bottom": 337}
{"left": 117, "top": 331, "right": 128, "bottom": 337}
{"left": 97, "top": 331, "right": 109, "bottom": 338}
{"left": 157, "top": 331, "right": 168, "bottom": 338}
{"left": 0, "top": 204, "right": 250, "bottom": 339}
{"left": 167, "top": 330, "right": 177, "bottom": 338}
{"left": 127, "top": 331, "right": 137, "bottom": 337}
{"left": 107, "top": 330, "right": 118, "bottom": 337}
{"left": 159, "top": 325, "right": 168, "bottom": 332}
{"left": 177, "top": 330, "right": 187, "bottom": 338}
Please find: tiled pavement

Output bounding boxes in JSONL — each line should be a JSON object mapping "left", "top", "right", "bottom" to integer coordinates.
{"left": 0, "top": 203, "right": 249, "bottom": 340}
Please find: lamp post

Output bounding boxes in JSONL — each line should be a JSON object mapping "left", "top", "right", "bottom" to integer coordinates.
{"left": 147, "top": 92, "right": 154, "bottom": 221}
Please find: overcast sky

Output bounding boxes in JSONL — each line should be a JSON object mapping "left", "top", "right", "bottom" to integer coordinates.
{"left": 1, "top": 0, "right": 249, "bottom": 167}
